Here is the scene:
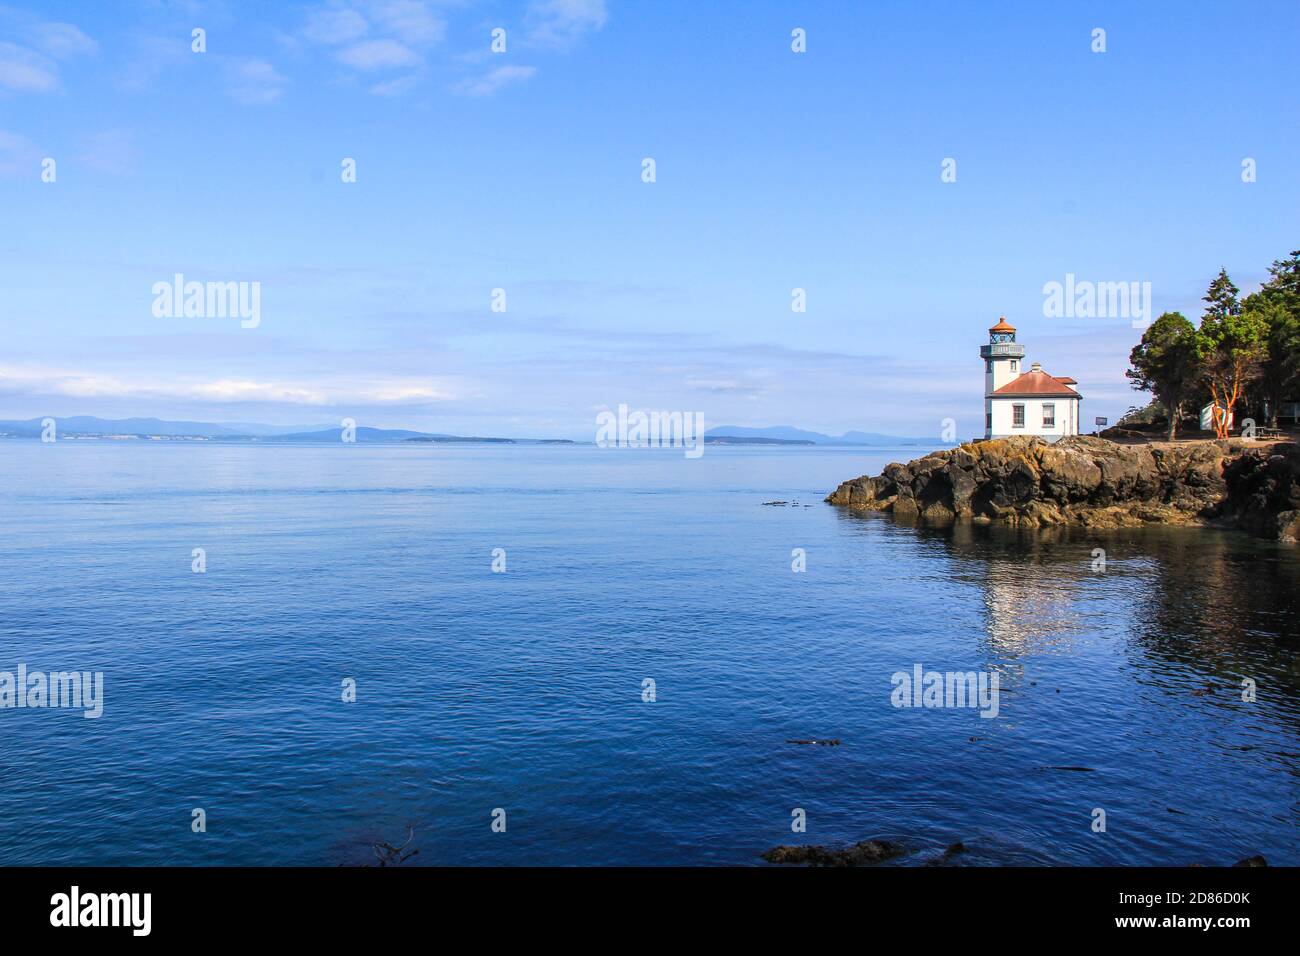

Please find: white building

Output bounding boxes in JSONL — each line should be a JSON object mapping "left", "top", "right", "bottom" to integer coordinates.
{"left": 981, "top": 317, "right": 1082, "bottom": 439}
{"left": 1199, "top": 402, "right": 1233, "bottom": 431}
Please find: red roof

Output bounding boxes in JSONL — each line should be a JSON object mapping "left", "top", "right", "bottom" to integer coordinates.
{"left": 1054, "top": 376, "right": 1077, "bottom": 385}
{"left": 988, "top": 316, "right": 1016, "bottom": 333}
{"left": 993, "top": 368, "right": 1081, "bottom": 398}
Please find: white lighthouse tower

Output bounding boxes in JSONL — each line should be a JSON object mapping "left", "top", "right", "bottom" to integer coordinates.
{"left": 981, "top": 316, "right": 1025, "bottom": 396}
{"left": 980, "top": 316, "right": 1082, "bottom": 439}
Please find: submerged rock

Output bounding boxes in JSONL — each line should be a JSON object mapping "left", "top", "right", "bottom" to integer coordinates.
{"left": 1233, "top": 855, "right": 1268, "bottom": 867}
{"left": 762, "top": 839, "right": 905, "bottom": 867}
{"left": 785, "top": 738, "right": 841, "bottom": 746}
{"left": 826, "top": 436, "right": 1300, "bottom": 539}
{"left": 925, "top": 842, "right": 967, "bottom": 866}
{"left": 1035, "top": 765, "right": 1096, "bottom": 772}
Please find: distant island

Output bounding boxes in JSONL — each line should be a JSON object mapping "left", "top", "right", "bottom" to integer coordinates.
{"left": 0, "top": 417, "right": 573, "bottom": 445}
{"left": 705, "top": 435, "right": 815, "bottom": 446}
{"left": 706, "top": 426, "right": 932, "bottom": 446}
{"left": 0, "top": 416, "right": 930, "bottom": 448}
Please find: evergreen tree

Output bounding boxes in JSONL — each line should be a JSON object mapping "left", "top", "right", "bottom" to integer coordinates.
{"left": 1202, "top": 267, "right": 1241, "bottom": 320}
{"left": 1243, "top": 250, "right": 1300, "bottom": 427}
{"left": 1262, "top": 249, "right": 1300, "bottom": 301}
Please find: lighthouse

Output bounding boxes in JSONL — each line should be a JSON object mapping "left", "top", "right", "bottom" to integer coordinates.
{"left": 981, "top": 317, "right": 1082, "bottom": 439}
{"left": 981, "top": 316, "right": 1025, "bottom": 395}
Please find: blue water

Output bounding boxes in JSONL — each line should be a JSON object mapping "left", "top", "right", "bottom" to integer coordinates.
{"left": 0, "top": 442, "right": 1296, "bottom": 866}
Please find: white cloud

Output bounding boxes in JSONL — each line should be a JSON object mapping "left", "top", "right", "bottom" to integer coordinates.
{"left": 0, "top": 6, "right": 96, "bottom": 57}
{"left": 0, "top": 8, "right": 95, "bottom": 91}
{"left": 685, "top": 378, "right": 759, "bottom": 395}
{"left": 453, "top": 64, "right": 536, "bottom": 97}
{"left": 523, "top": 0, "right": 608, "bottom": 50}
{"left": 367, "top": 0, "right": 446, "bottom": 44}
{"left": 304, "top": 6, "right": 369, "bottom": 44}
{"left": 0, "top": 128, "right": 40, "bottom": 178}
{"left": 0, "top": 364, "right": 454, "bottom": 406}
{"left": 300, "top": 1, "right": 446, "bottom": 92}
{"left": 369, "top": 74, "right": 420, "bottom": 96}
{"left": 27, "top": 21, "right": 97, "bottom": 59}
{"left": 75, "top": 130, "right": 137, "bottom": 175}
{"left": 226, "top": 59, "right": 290, "bottom": 105}
{"left": 116, "top": 34, "right": 188, "bottom": 93}
{"left": 337, "top": 38, "right": 421, "bottom": 71}
{"left": 0, "top": 41, "right": 58, "bottom": 92}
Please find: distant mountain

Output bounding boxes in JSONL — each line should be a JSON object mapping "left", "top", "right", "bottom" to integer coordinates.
{"left": 835, "top": 430, "right": 933, "bottom": 445}
{"left": 0, "top": 416, "right": 332, "bottom": 438}
{"left": 278, "top": 430, "right": 576, "bottom": 444}
{"left": 704, "top": 435, "right": 814, "bottom": 446}
{"left": 211, "top": 421, "right": 336, "bottom": 436}
{"left": 706, "top": 425, "right": 931, "bottom": 446}
{"left": 0, "top": 416, "right": 574, "bottom": 444}
{"left": 0, "top": 415, "right": 928, "bottom": 446}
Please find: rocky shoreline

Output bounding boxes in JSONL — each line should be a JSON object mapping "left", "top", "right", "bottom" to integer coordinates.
{"left": 826, "top": 436, "right": 1300, "bottom": 541}
{"left": 760, "top": 837, "right": 1268, "bottom": 867}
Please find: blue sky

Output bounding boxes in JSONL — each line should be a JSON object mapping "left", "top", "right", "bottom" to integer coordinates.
{"left": 1, "top": 0, "right": 1297, "bottom": 439}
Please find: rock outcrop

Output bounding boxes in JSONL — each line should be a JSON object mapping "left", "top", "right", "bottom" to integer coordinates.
{"left": 762, "top": 839, "right": 905, "bottom": 867}
{"left": 826, "top": 436, "right": 1300, "bottom": 538}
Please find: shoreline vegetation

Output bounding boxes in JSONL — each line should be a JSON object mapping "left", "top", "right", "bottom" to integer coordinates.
{"left": 826, "top": 435, "right": 1300, "bottom": 542}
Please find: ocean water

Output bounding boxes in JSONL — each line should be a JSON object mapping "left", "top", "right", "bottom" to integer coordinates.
{"left": 0, "top": 441, "right": 1296, "bottom": 867}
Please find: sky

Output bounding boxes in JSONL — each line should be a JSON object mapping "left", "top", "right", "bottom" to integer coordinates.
{"left": 1, "top": 0, "right": 1297, "bottom": 440}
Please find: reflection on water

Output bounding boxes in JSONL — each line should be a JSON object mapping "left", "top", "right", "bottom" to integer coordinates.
{"left": 897, "top": 517, "right": 1300, "bottom": 694}
{"left": 835, "top": 510, "right": 1299, "bottom": 865}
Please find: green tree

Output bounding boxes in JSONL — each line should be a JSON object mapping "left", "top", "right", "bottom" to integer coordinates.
{"left": 1259, "top": 249, "right": 1300, "bottom": 301}
{"left": 1196, "top": 270, "right": 1267, "bottom": 438}
{"left": 1126, "top": 311, "right": 1199, "bottom": 440}
{"left": 1244, "top": 250, "right": 1300, "bottom": 427}
{"left": 1202, "top": 267, "right": 1241, "bottom": 320}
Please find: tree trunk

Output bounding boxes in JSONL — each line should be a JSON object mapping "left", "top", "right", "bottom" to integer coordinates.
{"left": 1207, "top": 380, "right": 1227, "bottom": 439}
{"left": 1223, "top": 378, "right": 1242, "bottom": 439}
{"left": 1167, "top": 402, "right": 1179, "bottom": 441}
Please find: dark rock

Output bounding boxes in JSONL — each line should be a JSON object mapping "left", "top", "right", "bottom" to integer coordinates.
{"left": 762, "top": 839, "right": 905, "bottom": 867}
{"left": 1233, "top": 855, "right": 1268, "bottom": 867}
{"left": 825, "top": 436, "right": 1300, "bottom": 539}
{"left": 925, "top": 841, "right": 968, "bottom": 866}
{"left": 1035, "top": 766, "right": 1095, "bottom": 772}
{"left": 785, "top": 738, "right": 841, "bottom": 746}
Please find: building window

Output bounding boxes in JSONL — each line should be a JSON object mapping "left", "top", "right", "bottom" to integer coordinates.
{"left": 1012, "top": 404, "right": 1025, "bottom": 428}
{"left": 1042, "top": 403, "right": 1055, "bottom": 427}
{"left": 1009, "top": 360, "right": 1017, "bottom": 371}
{"left": 985, "top": 359, "right": 992, "bottom": 372}
{"left": 986, "top": 412, "right": 992, "bottom": 430}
